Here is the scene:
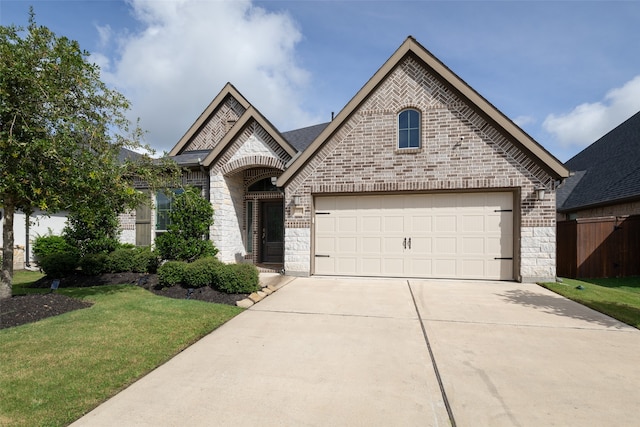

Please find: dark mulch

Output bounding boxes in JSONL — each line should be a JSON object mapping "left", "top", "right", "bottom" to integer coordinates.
{"left": 1, "top": 272, "right": 248, "bottom": 330}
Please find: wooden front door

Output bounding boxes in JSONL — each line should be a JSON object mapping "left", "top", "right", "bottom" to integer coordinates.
{"left": 261, "top": 201, "right": 284, "bottom": 263}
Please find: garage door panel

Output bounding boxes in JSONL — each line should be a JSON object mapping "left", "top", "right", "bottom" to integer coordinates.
{"left": 336, "top": 257, "right": 357, "bottom": 274}
{"left": 433, "top": 259, "right": 457, "bottom": 277}
{"left": 462, "top": 259, "right": 485, "bottom": 277}
{"left": 462, "top": 237, "right": 485, "bottom": 254}
{"left": 362, "top": 216, "right": 381, "bottom": 232}
{"left": 361, "top": 237, "right": 382, "bottom": 253}
{"left": 314, "top": 192, "right": 514, "bottom": 280}
{"left": 409, "top": 215, "right": 432, "bottom": 233}
{"left": 383, "top": 258, "right": 405, "bottom": 276}
{"left": 316, "top": 216, "right": 335, "bottom": 233}
{"left": 315, "top": 256, "right": 334, "bottom": 274}
{"left": 383, "top": 216, "right": 405, "bottom": 233}
{"left": 434, "top": 237, "right": 456, "bottom": 254}
{"left": 361, "top": 258, "right": 382, "bottom": 275}
{"left": 409, "top": 236, "right": 432, "bottom": 253}
{"left": 338, "top": 216, "right": 357, "bottom": 232}
{"left": 435, "top": 215, "right": 457, "bottom": 232}
{"left": 407, "top": 259, "right": 432, "bottom": 276}
{"left": 316, "top": 237, "right": 335, "bottom": 253}
{"left": 462, "top": 215, "right": 484, "bottom": 232}
{"left": 337, "top": 237, "right": 357, "bottom": 252}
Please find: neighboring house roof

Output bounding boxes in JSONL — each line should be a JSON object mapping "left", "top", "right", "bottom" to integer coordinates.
{"left": 118, "top": 147, "right": 142, "bottom": 162}
{"left": 278, "top": 36, "right": 569, "bottom": 186}
{"left": 557, "top": 110, "right": 640, "bottom": 212}
{"left": 171, "top": 149, "right": 212, "bottom": 167}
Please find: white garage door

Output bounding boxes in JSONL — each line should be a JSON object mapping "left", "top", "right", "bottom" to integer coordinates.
{"left": 314, "top": 192, "right": 514, "bottom": 280}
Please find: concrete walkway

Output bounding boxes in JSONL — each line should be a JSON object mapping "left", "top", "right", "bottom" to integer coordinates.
{"left": 71, "top": 277, "right": 640, "bottom": 426}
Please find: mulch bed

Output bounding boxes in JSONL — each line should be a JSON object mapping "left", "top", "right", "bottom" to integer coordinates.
{"left": 0, "top": 272, "right": 248, "bottom": 330}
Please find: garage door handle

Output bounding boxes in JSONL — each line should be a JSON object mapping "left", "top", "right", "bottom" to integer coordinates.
{"left": 403, "top": 238, "right": 406, "bottom": 249}
{"left": 408, "top": 238, "right": 411, "bottom": 249}
{"left": 315, "top": 254, "right": 330, "bottom": 258}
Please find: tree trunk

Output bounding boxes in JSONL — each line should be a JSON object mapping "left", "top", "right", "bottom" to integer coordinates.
{"left": 0, "top": 201, "right": 15, "bottom": 300}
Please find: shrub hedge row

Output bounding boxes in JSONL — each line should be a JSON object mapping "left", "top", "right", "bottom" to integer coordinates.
{"left": 158, "top": 257, "right": 260, "bottom": 294}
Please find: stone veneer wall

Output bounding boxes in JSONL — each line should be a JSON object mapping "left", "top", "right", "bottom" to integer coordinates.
{"left": 284, "top": 55, "right": 558, "bottom": 281}
{"left": 210, "top": 173, "right": 245, "bottom": 263}
{"left": 209, "top": 119, "right": 292, "bottom": 263}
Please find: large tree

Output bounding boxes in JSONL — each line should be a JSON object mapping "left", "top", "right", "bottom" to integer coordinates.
{"left": 0, "top": 12, "right": 178, "bottom": 299}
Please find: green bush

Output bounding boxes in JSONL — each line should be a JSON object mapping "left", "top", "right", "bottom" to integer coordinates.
{"left": 183, "top": 257, "right": 223, "bottom": 288}
{"left": 39, "top": 253, "right": 78, "bottom": 278}
{"left": 82, "top": 237, "right": 120, "bottom": 255}
{"left": 106, "top": 248, "right": 137, "bottom": 273}
{"left": 79, "top": 253, "right": 109, "bottom": 275}
{"left": 155, "top": 187, "right": 218, "bottom": 262}
{"left": 135, "top": 247, "right": 160, "bottom": 274}
{"left": 158, "top": 261, "right": 187, "bottom": 287}
{"left": 33, "top": 234, "right": 78, "bottom": 260}
{"left": 213, "top": 263, "right": 260, "bottom": 294}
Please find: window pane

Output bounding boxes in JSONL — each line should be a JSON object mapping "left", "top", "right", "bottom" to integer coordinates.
{"left": 399, "top": 110, "right": 409, "bottom": 129}
{"left": 399, "top": 130, "right": 409, "bottom": 148}
{"left": 409, "top": 129, "right": 420, "bottom": 148}
{"left": 247, "top": 201, "right": 253, "bottom": 253}
{"left": 398, "top": 109, "right": 420, "bottom": 149}
{"left": 408, "top": 110, "right": 419, "bottom": 127}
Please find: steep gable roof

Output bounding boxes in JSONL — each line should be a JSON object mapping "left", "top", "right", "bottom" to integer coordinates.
{"left": 557, "top": 110, "right": 640, "bottom": 212}
{"left": 167, "top": 83, "right": 297, "bottom": 167}
{"left": 169, "top": 83, "right": 251, "bottom": 157}
{"left": 200, "top": 105, "right": 297, "bottom": 168}
{"left": 278, "top": 36, "right": 568, "bottom": 186}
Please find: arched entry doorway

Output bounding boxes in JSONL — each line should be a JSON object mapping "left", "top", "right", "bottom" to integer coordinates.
{"left": 245, "top": 174, "right": 284, "bottom": 267}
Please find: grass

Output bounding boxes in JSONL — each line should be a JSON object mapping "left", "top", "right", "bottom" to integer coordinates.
{"left": 0, "top": 282, "right": 243, "bottom": 427}
{"left": 540, "top": 277, "right": 640, "bottom": 328}
{"left": 12, "top": 270, "right": 47, "bottom": 295}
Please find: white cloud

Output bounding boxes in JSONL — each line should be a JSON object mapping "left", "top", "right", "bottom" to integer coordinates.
{"left": 543, "top": 75, "right": 640, "bottom": 149}
{"left": 98, "top": 0, "right": 317, "bottom": 152}
{"left": 513, "top": 115, "right": 535, "bottom": 127}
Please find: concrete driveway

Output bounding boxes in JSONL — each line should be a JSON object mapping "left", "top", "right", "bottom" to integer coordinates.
{"left": 72, "top": 277, "right": 640, "bottom": 427}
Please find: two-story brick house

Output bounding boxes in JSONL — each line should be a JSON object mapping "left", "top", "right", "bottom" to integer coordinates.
{"left": 124, "top": 37, "right": 569, "bottom": 282}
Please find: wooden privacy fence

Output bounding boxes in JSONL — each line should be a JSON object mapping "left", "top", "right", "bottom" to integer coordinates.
{"left": 557, "top": 215, "right": 640, "bottom": 278}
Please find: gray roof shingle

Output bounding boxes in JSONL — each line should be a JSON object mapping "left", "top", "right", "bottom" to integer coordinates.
{"left": 281, "top": 122, "right": 330, "bottom": 152}
{"left": 558, "top": 110, "right": 640, "bottom": 212}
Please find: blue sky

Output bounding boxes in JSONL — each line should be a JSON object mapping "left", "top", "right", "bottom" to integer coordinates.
{"left": 2, "top": 0, "right": 640, "bottom": 162}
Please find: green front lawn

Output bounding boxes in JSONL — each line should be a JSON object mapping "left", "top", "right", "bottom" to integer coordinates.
{"left": 12, "top": 270, "right": 47, "bottom": 295}
{"left": 540, "top": 277, "right": 640, "bottom": 328}
{"left": 0, "top": 282, "right": 243, "bottom": 427}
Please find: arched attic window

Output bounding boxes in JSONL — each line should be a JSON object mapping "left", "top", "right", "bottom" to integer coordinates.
{"left": 398, "top": 108, "right": 421, "bottom": 149}
{"left": 248, "top": 177, "right": 279, "bottom": 192}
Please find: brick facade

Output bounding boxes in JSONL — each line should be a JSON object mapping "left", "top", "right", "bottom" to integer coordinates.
{"left": 284, "top": 56, "right": 558, "bottom": 281}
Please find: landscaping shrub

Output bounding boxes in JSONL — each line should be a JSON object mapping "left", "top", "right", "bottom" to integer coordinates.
{"left": 155, "top": 187, "right": 218, "bottom": 262}
{"left": 182, "top": 257, "right": 223, "bottom": 288}
{"left": 158, "top": 261, "right": 187, "bottom": 287}
{"left": 79, "top": 253, "right": 109, "bottom": 275}
{"left": 38, "top": 252, "right": 78, "bottom": 278}
{"left": 33, "top": 234, "right": 78, "bottom": 260}
{"left": 135, "top": 247, "right": 160, "bottom": 274}
{"left": 106, "top": 248, "right": 138, "bottom": 273}
{"left": 213, "top": 263, "right": 260, "bottom": 294}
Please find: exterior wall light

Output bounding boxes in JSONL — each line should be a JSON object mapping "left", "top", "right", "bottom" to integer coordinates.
{"left": 535, "top": 187, "right": 546, "bottom": 201}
